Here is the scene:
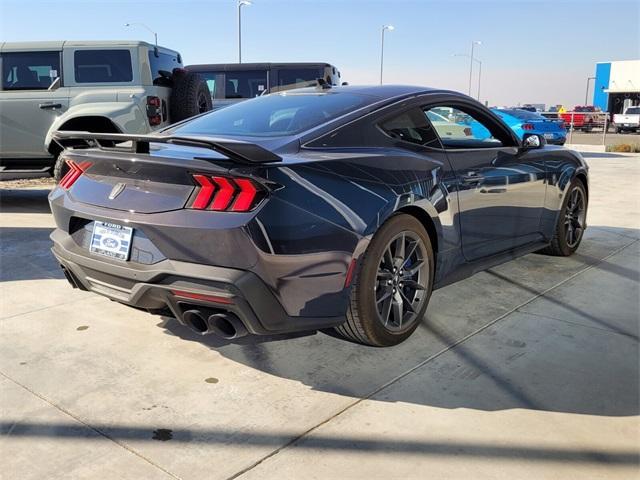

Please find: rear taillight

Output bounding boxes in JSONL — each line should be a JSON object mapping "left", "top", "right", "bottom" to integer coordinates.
{"left": 188, "top": 174, "right": 264, "bottom": 212}
{"left": 59, "top": 159, "right": 92, "bottom": 189}
{"left": 147, "top": 96, "right": 162, "bottom": 126}
{"left": 522, "top": 123, "right": 534, "bottom": 131}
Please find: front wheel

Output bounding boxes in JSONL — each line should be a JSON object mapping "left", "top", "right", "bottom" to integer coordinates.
{"left": 539, "top": 179, "right": 588, "bottom": 256}
{"left": 335, "top": 214, "right": 434, "bottom": 347}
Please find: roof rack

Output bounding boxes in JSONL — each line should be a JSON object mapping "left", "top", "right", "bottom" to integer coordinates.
{"left": 52, "top": 131, "right": 282, "bottom": 164}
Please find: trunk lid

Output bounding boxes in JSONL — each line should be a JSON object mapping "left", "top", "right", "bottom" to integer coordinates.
{"left": 64, "top": 146, "right": 238, "bottom": 214}
{"left": 53, "top": 131, "right": 284, "bottom": 214}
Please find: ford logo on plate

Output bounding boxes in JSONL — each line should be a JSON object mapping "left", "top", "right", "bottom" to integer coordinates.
{"left": 102, "top": 238, "right": 119, "bottom": 249}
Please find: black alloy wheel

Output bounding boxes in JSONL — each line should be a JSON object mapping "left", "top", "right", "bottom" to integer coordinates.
{"left": 375, "top": 231, "right": 429, "bottom": 332}
{"left": 336, "top": 214, "right": 434, "bottom": 347}
{"left": 538, "top": 179, "right": 588, "bottom": 257}
{"left": 564, "top": 186, "right": 586, "bottom": 248}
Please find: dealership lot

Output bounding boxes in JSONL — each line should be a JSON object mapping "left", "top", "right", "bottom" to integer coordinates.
{"left": 1, "top": 153, "right": 638, "bottom": 479}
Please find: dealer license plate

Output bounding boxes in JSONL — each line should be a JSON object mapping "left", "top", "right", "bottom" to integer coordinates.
{"left": 90, "top": 221, "right": 133, "bottom": 261}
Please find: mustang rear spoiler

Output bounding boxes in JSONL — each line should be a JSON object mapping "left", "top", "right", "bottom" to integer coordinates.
{"left": 52, "top": 131, "right": 282, "bottom": 164}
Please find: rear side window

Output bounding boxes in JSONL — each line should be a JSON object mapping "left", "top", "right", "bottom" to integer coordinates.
{"left": 1, "top": 51, "right": 60, "bottom": 90}
{"left": 379, "top": 108, "right": 441, "bottom": 148}
{"left": 74, "top": 49, "right": 132, "bottom": 83}
{"left": 224, "top": 70, "right": 267, "bottom": 99}
{"left": 172, "top": 92, "right": 369, "bottom": 137}
{"left": 195, "top": 71, "right": 220, "bottom": 98}
{"left": 148, "top": 51, "right": 182, "bottom": 86}
{"left": 274, "top": 67, "right": 324, "bottom": 92}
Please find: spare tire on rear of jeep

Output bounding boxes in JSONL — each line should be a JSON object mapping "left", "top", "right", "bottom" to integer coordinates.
{"left": 170, "top": 70, "right": 212, "bottom": 122}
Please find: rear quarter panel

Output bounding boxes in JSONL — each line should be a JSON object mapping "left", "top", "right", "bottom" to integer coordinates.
{"left": 245, "top": 148, "right": 459, "bottom": 317}
{"left": 539, "top": 147, "right": 589, "bottom": 235}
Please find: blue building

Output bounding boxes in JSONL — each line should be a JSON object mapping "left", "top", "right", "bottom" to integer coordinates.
{"left": 593, "top": 60, "right": 640, "bottom": 115}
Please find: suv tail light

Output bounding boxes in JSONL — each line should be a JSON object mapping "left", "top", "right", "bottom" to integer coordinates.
{"left": 147, "top": 96, "right": 162, "bottom": 126}
{"left": 188, "top": 174, "right": 264, "bottom": 212}
{"left": 59, "top": 159, "right": 92, "bottom": 189}
{"left": 522, "top": 123, "right": 534, "bottom": 131}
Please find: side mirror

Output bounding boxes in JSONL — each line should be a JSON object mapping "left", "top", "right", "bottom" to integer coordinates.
{"left": 522, "top": 133, "right": 545, "bottom": 150}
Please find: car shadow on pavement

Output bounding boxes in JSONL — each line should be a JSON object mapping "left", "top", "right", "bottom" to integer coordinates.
{"left": 0, "top": 188, "right": 52, "bottom": 214}
{"left": 0, "top": 227, "right": 62, "bottom": 282}
{"left": 158, "top": 227, "right": 639, "bottom": 418}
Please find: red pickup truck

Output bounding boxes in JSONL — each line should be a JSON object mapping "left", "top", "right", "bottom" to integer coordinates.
{"left": 560, "top": 106, "right": 600, "bottom": 131}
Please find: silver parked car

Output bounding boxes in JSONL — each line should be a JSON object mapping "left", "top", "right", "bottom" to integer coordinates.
{"left": 0, "top": 40, "right": 211, "bottom": 180}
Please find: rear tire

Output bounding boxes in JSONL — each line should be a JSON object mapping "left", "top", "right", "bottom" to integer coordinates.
{"left": 335, "top": 214, "right": 434, "bottom": 347}
{"left": 53, "top": 154, "right": 68, "bottom": 183}
{"left": 538, "top": 179, "right": 587, "bottom": 256}
{"left": 170, "top": 71, "right": 212, "bottom": 122}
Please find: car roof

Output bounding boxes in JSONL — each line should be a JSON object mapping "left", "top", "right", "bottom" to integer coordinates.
{"left": 187, "top": 62, "right": 336, "bottom": 71}
{"left": 277, "top": 84, "right": 443, "bottom": 99}
{"left": 0, "top": 40, "right": 178, "bottom": 55}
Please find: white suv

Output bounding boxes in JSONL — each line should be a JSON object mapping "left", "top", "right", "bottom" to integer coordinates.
{"left": 0, "top": 40, "right": 211, "bottom": 180}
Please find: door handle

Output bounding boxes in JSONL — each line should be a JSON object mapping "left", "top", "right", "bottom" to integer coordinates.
{"left": 461, "top": 171, "right": 485, "bottom": 183}
{"left": 39, "top": 103, "right": 62, "bottom": 110}
{"left": 480, "top": 188, "right": 507, "bottom": 194}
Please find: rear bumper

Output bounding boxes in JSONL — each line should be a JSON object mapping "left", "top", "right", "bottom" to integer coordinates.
{"left": 51, "top": 229, "right": 345, "bottom": 336}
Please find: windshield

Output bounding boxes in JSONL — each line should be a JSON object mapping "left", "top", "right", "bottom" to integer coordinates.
{"left": 497, "top": 109, "right": 545, "bottom": 120}
{"left": 625, "top": 107, "right": 640, "bottom": 115}
{"left": 172, "top": 91, "right": 370, "bottom": 137}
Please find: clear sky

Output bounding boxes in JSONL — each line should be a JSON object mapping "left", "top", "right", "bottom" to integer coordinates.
{"left": 1, "top": 0, "right": 638, "bottom": 107}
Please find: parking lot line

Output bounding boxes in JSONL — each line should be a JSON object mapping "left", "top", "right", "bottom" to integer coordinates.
{"left": 226, "top": 238, "right": 638, "bottom": 479}
{"left": 234, "top": 239, "right": 639, "bottom": 480}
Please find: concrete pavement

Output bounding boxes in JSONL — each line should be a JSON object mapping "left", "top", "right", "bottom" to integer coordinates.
{"left": 1, "top": 154, "right": 638, "bottom": 479}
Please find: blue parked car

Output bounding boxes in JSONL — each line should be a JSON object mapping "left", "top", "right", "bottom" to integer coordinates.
{"left": 493, "top": 108, "right": 567, "bottom": 145}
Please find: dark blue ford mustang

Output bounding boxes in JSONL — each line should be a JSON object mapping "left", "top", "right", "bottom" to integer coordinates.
{"left": 50, "top": 85, "right": 589, "bottom": 346}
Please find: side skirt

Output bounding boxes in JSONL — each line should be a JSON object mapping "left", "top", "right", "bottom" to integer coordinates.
{"left": 433, "top": 240, "right": 550, "bottom": 290}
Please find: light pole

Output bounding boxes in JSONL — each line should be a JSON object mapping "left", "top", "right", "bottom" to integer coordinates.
{"left": 585, "top": 76, "right": 596, "bottom": 105}
{"left": 238, "top": 0, "right": 252, "bottom": 63}
{"left": 468, "top": 40, "right": 481, "bottom": 96}
{"left": 380, "top": 25, "right": 394, "bottom": 85}
{"left": 454, "top": 53, "right": 482, "bottom": 101}
{"left": 124, "top": 22, "right": 158, "bottom": 47}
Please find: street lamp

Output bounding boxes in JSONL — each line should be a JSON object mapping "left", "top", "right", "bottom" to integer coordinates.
{"left": 585, "top": 76, "right": 596, "bottom": 105}
{"left": 238, "top": 0, "right": 252, "bottom": 63}
{"left": 124, "top": 22, "right": 157, "bottom": 47}
{"left": 380, "top": 25, "right": 394, "bottom": 85}
{"left": 454, "top": 53, "right": 482, "bottom": 101}
{"left": 468, "top": 40, "right": 481, "bottom": 96}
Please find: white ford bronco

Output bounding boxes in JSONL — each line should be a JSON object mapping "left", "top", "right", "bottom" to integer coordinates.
{"left": 0, "top": 40, "right": 212, "bottom": 180}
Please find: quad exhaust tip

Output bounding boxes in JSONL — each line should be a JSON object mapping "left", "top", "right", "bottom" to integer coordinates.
{"left": 181, "top": 309, "right": 248, "bottom": 339}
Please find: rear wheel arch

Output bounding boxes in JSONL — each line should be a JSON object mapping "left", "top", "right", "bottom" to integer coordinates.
{"left": 49, "top": 116, "right": 121, "bottom": 182}
{"left": 575, "top": 172, "right": 588, "bottom": 200}
{"left": 395, "top": 205, "right": 439, "bottom": 258}
{"left": 48, "top": 116, "right": 121, "bottom": 156}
